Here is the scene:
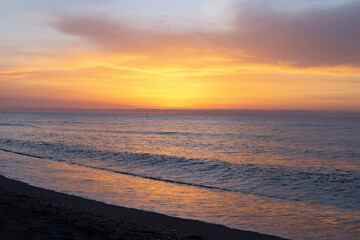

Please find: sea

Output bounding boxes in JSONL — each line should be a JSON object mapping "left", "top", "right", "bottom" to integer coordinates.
{"left": 0, "top": 112, "right": 359, "bottom": 240}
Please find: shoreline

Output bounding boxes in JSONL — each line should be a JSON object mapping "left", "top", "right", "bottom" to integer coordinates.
{"left": 0, "top": 175, "right": 287, "bottom": 240}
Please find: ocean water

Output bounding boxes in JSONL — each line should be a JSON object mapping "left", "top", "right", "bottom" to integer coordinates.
{"left": 0, "top": 112, "right": 359, "bottom": 239}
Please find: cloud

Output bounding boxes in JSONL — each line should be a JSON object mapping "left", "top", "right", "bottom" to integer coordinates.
{"left": 53, "top": 16, "right": 148, "bottom": 52}
{"left": 52, "top": 16, "right": 213, "bottom": 55}
{"left": 51, "top": 1, "right": 360, "bottom": 67}
{"left": 226, "top": 0, "right": 360, "bottom": 67}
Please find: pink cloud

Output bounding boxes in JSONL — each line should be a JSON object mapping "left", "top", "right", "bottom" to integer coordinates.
{"left": 52, "top": 1, "right": 360, "bottom": 67}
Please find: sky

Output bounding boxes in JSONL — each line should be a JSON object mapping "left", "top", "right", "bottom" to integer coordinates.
{"left": 1, "top": 0, "right": 360, "bottom": 112}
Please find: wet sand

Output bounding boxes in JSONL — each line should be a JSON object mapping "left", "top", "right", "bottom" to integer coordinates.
{"left": 0, "top": 175, "right": 287, "bottom": 240}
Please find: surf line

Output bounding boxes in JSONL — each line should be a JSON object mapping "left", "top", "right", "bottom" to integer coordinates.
{"left": 0, "top": 148, "right": 234, "bottom": 193}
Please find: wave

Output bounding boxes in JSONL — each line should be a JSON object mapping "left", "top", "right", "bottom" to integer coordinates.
{"left": 0, "top": 123, "right": 29, "bottom": 127}
{"left": 0, "top": 148, "right": 232, "bottom": 193}
{"left": 1, "top": 145, "right": 359, "bottom": 210}
{"left": 72, "top": 128, "right": 202, "bottom": 137}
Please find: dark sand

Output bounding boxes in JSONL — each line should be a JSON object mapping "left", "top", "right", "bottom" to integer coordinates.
{"left": 0, "top": 175, "right": 287, "bottom": 239}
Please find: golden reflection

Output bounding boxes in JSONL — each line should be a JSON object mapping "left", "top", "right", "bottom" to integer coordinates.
{"left": 2, "top": 150, "right": 359, "bottom": 240}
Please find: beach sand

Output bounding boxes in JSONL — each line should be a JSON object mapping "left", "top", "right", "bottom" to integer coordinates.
{"left": 0, "top": 175, "right": 286, "bottom": 240}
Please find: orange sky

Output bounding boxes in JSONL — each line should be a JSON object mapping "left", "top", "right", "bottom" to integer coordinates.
{"left": 1, "top": 0, "right": 360, "bottom": 112}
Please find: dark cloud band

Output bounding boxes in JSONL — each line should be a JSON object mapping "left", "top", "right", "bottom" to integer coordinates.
{"left": 52, "top": 1, "right": 360, "bottom": 67}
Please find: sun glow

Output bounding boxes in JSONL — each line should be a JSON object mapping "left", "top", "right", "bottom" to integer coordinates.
{"left": 1, "top": 0, "right": 359, "bottom": 111}
{"left": 1, "top": 50, "right": 360, "bottom": 111}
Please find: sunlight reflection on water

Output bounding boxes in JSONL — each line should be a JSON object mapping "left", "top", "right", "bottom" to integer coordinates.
{"left": 1, "top": 151, "right": 359, "bottom": 240}
{"left": 1, "top": 112, "right": 360, "bottom": 240}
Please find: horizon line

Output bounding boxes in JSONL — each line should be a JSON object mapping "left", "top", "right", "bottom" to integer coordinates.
{"left": 1, "top": 107, "right": 360, "bottom": 119}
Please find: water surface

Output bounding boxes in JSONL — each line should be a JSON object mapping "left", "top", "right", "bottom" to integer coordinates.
{"left": 0, "top": 112, "right": 359, "bottom": 239}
